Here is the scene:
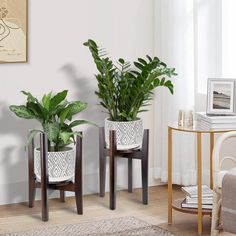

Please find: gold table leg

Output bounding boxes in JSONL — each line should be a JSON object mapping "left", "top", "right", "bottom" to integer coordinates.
{"left": 197, "top": 133, "right": 202, "bottom": 235}
{"left": 210, "top": 133, "right": 214, "bottom": 189}
{"left": 168, "top": 127, "right": 173, "bottom": 224}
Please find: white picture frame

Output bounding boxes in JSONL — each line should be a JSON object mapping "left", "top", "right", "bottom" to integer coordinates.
{"left": 207, "top": 78, "right": 236, "bottom": 116}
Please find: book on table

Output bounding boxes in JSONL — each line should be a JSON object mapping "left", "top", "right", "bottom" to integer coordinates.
{"left": 197, "top": 119, "right": 236, "bottom": 129}
{"left": 181, "top": 199, "right": 212, "bottom": 210}
{"left": 181, "top": 185, "right": 213, "bottom": 198}
{"left": 196, "top": 112, "right": 236, "bottom": 129}
{"left": 185, "top": 196, "right": 213, "bottom": 205}
{"left": 196, "top": 112, "right": 236, "bottom": 124}
{"left": 181, "top": 185, "right": 213, "bottom": 210}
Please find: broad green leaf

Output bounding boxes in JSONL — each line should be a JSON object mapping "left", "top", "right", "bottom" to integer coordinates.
{"left": 59, "top": 106, "right": 72, "bottom": 124}
{"left": 43, "top": 122, "right": 59, "bottom": 142}
{"left": 26, "top": 102, "right": 43, "bottom": 121}
{"left": 9, "top": 105, "right": 35, "bottom": 119}
{"left": 26, "top": 129, "right": 41, "bottom": 147}
{"left": 42, "top": 92, "right": 52, "bottom": 111}
{"left": 69, "top": 101, "right": 87, "bottom": 115}
{"left": 57, "top": 140, "right": 74, "bottom": 149}
{"left": 59, "top": 131, "right": 72, "bottom": 144}
{"left": 56, "top": 100, "right": 69, "bottom": 115}
{"left": 50, "top": 90, "right": 68, "bottom": 110}
{"left": 69, "top": 120, "right": 97, "bottom": 128}
{"left": 21, "top": 91, "right": 38, "bottom": 103}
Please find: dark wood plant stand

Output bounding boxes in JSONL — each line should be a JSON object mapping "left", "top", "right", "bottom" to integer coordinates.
{"left": 99, "top": 127, "right": 149, "bottom": 210}
{"left": 28, "top": 133, "right": 83, "bottom": 221}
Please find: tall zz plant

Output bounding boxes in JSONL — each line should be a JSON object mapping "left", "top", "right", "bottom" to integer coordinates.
{"left": 84, "top": 39, "right": 177, "bottom": 121}
{"left": 9, "top": 90, "right": 92, "bottom": 152}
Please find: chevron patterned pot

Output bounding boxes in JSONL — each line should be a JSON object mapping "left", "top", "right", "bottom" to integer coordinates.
{"left": 34, "top": 147, "right": 75, "bottom": 182}
{"left": 105, "top": 118, "right": 143, "bottom": 150}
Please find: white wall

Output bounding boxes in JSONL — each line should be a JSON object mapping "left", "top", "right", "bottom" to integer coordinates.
{"left": 0, "top": 0, "right": 157, "bottom": 205}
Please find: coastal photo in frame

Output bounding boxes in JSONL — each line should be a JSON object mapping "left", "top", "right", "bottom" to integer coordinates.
{"left": 0, "top": 0, "right": 27, "bottom": 63}
{"left": 207, "top": 78, "right": 236, "bottom": 115}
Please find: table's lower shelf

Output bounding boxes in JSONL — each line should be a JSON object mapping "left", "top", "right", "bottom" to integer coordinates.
{"left": 172, "top": 198, "right": 212, "bottom": 215}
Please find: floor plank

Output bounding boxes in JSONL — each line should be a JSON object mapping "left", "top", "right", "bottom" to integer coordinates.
{"left": 0, "top": 185, "right": 212, "bottom": 235}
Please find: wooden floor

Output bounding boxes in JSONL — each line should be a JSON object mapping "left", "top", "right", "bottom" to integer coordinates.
{"left": 0, "top": 185, "right": 213, "bottom": 235}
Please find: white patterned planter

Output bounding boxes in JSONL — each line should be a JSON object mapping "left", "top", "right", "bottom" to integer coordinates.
{"left": 34, "top": 147, "right": 75, "bottom": 182}
{"left": 105, "top": 118, "right": 143, "bottom": 150}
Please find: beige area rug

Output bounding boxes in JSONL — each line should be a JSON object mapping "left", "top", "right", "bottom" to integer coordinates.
{"left": 2, "top": 217, "right": 175, "bottom": 236}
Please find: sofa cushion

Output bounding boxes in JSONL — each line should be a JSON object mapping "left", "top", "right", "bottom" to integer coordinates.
{"left": 217, "top": 168, "right": 236, "bottom": 188}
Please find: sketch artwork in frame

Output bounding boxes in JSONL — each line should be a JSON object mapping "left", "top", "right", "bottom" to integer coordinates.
{"left": 0, "top": 0, "right": 28, "bottom": 63}
{"left": 207, "top": 78, "right": 236, "bottom": 116}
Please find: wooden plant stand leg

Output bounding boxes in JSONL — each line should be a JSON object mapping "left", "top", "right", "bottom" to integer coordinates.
{"left": 141, "top": 129, "right": 149, "bottom": 205}
{"left": 60, "top": 190, "right": 66, "bottom": 203}
{"left": 40, "top": 133, "right": 49, "bottom": 222}
{"left": 99, "top": 127, "right": 106, "bottom": 197}
{"left": 109, "top": 130, "right": 117, "bottom": 210}
{"left": 128, "top": 158, "right": 133, "bottom": 193}
{"left": 75, "top": 134, "right": 83, "bottom": 215}
{"left": 28, "top": 136, "right": 36, "bottom": 208}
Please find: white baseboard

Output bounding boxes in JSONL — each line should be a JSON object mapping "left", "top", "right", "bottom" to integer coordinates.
{"left": 0, "top": 167, "right": 161, "bottom": 205}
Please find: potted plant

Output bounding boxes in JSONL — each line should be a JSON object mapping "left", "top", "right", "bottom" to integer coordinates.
{"left": 9, "top": 90, "right": 93, "bottom": 182}
{"left": 84, "top": 39, "right": 177, "bottom": 150}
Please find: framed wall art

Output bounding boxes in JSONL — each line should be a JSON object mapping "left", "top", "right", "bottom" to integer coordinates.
{"left": 207, "top": 78, "right": 236, "bottom": 116}
{"left": 0, "top": 0, "right": 28, "bottom": 63}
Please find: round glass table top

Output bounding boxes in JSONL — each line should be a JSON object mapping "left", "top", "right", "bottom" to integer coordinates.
{"left": 168, "top": 122, "right": 236, "bottom": 133}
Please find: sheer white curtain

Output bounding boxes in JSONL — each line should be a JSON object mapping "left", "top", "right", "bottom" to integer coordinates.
{"left": 154, "top": 0, "right": 222, "bottom": 185}
{"left": 222, "top": 0, "right": 236, "bottom": 77}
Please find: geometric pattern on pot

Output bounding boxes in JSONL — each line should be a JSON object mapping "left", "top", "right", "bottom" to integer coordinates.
{"left": 105, "top": 118, "right": 143, "bottom": 150}
{"left": 34, "top": 147, "right": 76, "bottom": 183}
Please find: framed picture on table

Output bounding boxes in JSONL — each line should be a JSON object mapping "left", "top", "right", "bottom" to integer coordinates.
{"left": 207, "top": 78, "right": 236, "bottom": 116}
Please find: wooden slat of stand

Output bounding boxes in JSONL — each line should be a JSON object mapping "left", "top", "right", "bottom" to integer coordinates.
{"left": 35, "top": 181, "right": 75, "bottom": 191}
{"left": 40, "top": 133, "right": 49, "bottom": 222}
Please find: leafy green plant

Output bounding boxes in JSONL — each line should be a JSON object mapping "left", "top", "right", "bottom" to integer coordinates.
{"left": 9, "top": 90, "right": 93, "bottom": 152}
{"left": 84, "top": 39, "right": 177, "bottom": 121}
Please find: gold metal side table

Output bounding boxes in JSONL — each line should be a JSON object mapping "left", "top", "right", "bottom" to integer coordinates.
{"left": 167, "top": 122, "right": 236, "bottom": 235}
